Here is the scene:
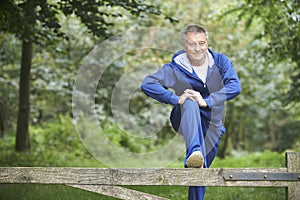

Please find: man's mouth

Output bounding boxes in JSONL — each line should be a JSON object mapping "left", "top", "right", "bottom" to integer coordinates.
{"left": 192, "top": 53, "right": 204, "bottom": 56}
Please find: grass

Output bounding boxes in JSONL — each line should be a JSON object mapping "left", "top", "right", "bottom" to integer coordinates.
{"left": 0, "top": 184, "right": 285, "bottom": 200}
{"left": 0, "top": 184, "right": 116, "bottom": 200}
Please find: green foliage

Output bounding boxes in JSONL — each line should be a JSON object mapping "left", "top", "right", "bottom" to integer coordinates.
{"left": 102, "top": 122, "right": 143, "bottom": 153}
{"left": 102, "top": 121, "right": 176, "bottom": 154}
{"left": 0, "top": 0, "right": 176, "bottom": 43}
{"left": 213, "top": 0, "right": 300, "bottom": 154}
{"left": 0, "top": 115, "right": 102, "bottom": 167}
{"left": 0, "top": 0, "right": 299, "bottom": 159}
{"left": 0, "top": 0, "right": 177, "bottom": 151}
{"left": 223, "top": 0, "right": 300, "bottom": 103}
{"left": 0, "top": 34, "right": 20, "bottom": 137}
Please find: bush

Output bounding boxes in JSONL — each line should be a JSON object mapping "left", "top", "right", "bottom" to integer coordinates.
{"left": 0, "top": 115, "right": 102, "bottom": 167}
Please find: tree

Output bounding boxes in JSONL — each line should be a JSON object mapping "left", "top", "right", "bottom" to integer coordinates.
{"left": 224, "top": 0, "right": 300, "bottom": 104}
{"left": 217, "top": 0, "right": 300, "bottom": 154}
{"left": 0, "top": 0, "right": 175, "bottom": 151}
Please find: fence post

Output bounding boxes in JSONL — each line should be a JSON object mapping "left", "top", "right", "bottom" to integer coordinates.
{"left": 286, "top": 152, "right": 300, "bottom": 200}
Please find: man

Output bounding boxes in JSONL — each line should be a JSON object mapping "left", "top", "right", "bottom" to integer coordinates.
{"left": 141, "top": 24, "right": 241, "bottom": 200}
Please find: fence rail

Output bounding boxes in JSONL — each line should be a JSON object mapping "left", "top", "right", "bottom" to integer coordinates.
{"left": 0, "top": 152, "right": 299, "bottom": 200}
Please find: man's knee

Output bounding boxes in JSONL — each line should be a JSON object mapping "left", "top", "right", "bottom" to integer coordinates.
{"left": 182, "top": 99, "right": 199, "bottom": 110}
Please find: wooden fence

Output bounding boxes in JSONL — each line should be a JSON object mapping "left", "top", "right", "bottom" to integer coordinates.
{"left": 0, "top": 152, "right": 299, "bottom": 200}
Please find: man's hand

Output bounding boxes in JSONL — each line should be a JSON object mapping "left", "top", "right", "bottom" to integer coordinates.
{"left": 178, "top": 89, "right": 208, "bottom": 107}
{"left": 178, "top": 92, "right": 192, "bottom": 105}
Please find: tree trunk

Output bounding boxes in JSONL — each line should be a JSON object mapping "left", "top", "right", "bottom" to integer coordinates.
{"left": 15, "top": 40, "right": 33, "bottom": 151}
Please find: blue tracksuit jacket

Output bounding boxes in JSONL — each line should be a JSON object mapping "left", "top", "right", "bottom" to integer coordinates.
{"left": 141, "top": 48, "right": 241, "bottom": 131}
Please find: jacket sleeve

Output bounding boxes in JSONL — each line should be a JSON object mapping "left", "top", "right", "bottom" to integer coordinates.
{"left": 204, "top": 54, "right": 241, "bottom": 108}
{"left": 141, "top": 65, "right": 180, "bottom": 106}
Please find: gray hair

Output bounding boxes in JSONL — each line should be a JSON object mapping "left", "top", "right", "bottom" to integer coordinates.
{"left": 181, "top": 24, "right": 208, "bottom": 45}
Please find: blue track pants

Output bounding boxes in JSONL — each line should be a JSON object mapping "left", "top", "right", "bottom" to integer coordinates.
{"left": 170, "top": 99, "right": 222, "bottom": 200}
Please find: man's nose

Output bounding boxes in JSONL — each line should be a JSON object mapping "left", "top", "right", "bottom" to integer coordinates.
{"left": 195, "top": 44, "right": 202, "bottom": 51}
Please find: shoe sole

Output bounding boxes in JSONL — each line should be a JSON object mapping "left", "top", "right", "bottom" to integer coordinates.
{"left": 186, "top": 151, "right": 204, "bottom": 168}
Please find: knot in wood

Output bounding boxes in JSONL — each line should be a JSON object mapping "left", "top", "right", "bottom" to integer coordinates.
{"left": 158, "top": 175, "right": 166, "bottom": 183}
{"left": 21, "top": 175, "right": 30, "bottom": 182}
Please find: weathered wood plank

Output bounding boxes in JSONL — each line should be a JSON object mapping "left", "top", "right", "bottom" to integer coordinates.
{"left": 0, "top": 167, "right": 293, "bottom": 187}
{"left": 68, "top": 184, "right": 170, "bottom": 200}
{"left": 286, "top": 152, "right": 300, "bottom": 200}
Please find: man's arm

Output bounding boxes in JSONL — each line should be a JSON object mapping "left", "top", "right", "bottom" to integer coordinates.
{"left": 204, "top": 54, "right": 241, "bottom": 108}
{"left": 141, "top": 65, "right": 180, "bottom": 106}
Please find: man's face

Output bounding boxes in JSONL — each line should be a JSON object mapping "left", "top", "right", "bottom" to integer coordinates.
{"left": 184, "top": 32, "right": 208, "bottom": 66}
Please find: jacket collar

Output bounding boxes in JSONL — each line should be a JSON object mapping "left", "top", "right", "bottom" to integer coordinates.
{"left": 172, "top": 49, "right": 215, "bottom": 73}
